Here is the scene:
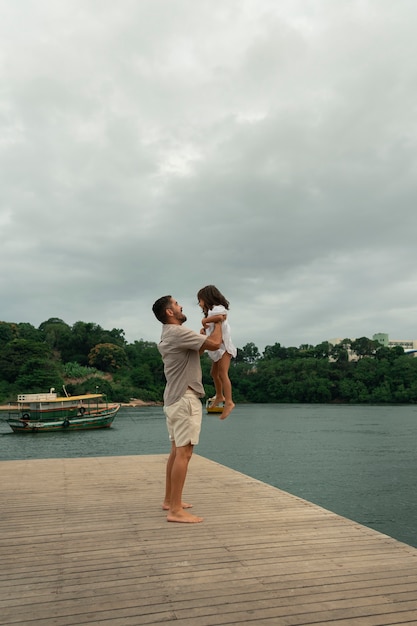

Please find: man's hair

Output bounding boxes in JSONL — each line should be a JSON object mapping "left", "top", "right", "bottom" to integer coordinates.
{"left": 152, "top": 295, "right": 172, "bottom": 323}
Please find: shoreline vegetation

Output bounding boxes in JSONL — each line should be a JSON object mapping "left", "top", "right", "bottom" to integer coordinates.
{"left": 2, "top": 318, "right": 417, "bottom": 405}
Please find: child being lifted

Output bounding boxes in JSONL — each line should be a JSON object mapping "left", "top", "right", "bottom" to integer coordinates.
{"left": 197, "top": 285, "right": 237, "bottom": 420}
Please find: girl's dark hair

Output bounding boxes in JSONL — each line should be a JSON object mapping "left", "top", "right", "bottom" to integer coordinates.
{"left": 152, "top": 295, "right": 172, "bottom": 323}
{"left": 197, "top": 285, "right": 229, "bottom": 316}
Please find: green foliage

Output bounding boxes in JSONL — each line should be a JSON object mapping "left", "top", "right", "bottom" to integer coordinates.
{"left": 16, "top": 357, "right": 64, "bottom": 392}
{"left": 0, "top": 322, "right": 18, "bottom": 347}
{"left": 350, "top": 337, "right": 381, "bottom": 359}
{"left": 16, "top": 322, "right": 42, "bottom": 342}
{"left": 38, "top": 320, "right": 127, "bottom": 364}
{"left": 130, "top": 364, "right": 153, "bottom": 388}
{"left": 263, "top": 342, "right": 287, "bottom": 360}
{"left": 235, "top": 342, "right": 260, "bottom": 363}
{"left": 63, "top": 362, "right": 100, "bottom": 379}
{"left": 70, "top": 321, "right": 126, "bottom": 362}
{"left": 88, "top": 343, "right": 128, "bottom": 372}
{"left": 0, "top": 339, "right": 52, "bottom": 383}
{"left": 126, "top": 341, "right": 164, "bottom": 381}
{"left": 1, "top": 318, "right": 417, "bottom": 405}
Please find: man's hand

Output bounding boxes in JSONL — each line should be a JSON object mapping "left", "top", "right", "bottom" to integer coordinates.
{"left": 201, "top": 319, "right": 223, "bottom": 352}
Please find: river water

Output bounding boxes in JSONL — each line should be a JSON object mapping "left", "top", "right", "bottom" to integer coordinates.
{"left": 1, "top": 403, "right": 416, "bottom": 549}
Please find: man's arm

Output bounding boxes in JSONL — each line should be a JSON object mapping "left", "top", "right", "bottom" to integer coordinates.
{"left": 200, "top": 321, "right": 222, "bottom": 354}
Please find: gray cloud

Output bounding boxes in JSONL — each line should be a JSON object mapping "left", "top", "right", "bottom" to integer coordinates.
{"left": 1, "top": 1, "right": 417, "bottom": 353}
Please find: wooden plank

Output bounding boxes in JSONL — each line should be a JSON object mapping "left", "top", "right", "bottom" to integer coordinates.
{"left": 0, "top": 454, "right": 417, "bottom": 625}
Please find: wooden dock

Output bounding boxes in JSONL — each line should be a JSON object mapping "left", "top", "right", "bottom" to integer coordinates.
{"left": 1, "top": 454, "right": 417, "bottom": 625}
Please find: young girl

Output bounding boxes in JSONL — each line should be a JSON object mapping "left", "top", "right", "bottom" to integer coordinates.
{"left": 197, "top": 285, "right": 237, "bottom": 419}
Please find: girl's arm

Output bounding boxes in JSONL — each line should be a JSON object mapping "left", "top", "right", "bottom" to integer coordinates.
{"left": 202, "top": 313, "right": 227, "bottom": 328}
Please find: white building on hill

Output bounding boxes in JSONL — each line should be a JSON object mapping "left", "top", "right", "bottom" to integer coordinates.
{"left": 372, "top": 333, "right": 417, "bottom": 352}
{"left": 328, "top": 334, "right": 417, "bottom": 360}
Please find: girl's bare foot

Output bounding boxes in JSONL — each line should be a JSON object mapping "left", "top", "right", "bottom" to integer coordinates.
{"left": 167, "top": 510, "right": 203, "bottom": 523}
{"left": 220, "top": 401, "right": 235, "bottom": 420}
{"left": 162, "top": 501, "right": 192, "bottom": 510}
{"left": 209, "top": 396, "right": 225, "bottom": 408}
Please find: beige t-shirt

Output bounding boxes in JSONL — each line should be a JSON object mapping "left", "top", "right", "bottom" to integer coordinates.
{"left": 158, "top": 324, "right": 207, "bottom": 407}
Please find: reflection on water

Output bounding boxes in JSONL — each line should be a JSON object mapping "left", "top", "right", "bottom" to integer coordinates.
{"left": 1, "top": 403, "right": 417, "bottom": 549}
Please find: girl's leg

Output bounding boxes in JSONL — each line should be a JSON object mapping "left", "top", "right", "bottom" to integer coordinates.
{"left": 209, "top": 361, "right": 225, "bottom": 406}
{"left": 217, "top": 352, "right": 235, "bottom": 419}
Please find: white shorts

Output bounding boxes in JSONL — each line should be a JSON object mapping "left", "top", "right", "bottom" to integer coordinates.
{"left": 164, "top": 390, "right": 202, "bottom": 447}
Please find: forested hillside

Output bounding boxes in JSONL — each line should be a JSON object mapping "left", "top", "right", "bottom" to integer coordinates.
{"left": 1, "top": 319, "right": 417, "bottom": 404}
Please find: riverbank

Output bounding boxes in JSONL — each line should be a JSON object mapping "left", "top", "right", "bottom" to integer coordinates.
{"left": 121, "top": 398, "right": 162, "bottom": 407}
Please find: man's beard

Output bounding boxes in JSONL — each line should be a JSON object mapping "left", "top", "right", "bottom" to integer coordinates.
{"left": 177, "top": 312, "right": 187, "bottom": 324}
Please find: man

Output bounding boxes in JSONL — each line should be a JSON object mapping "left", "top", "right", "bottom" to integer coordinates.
{"left": 152, "top": 295, "right": 223, "bottom": 523}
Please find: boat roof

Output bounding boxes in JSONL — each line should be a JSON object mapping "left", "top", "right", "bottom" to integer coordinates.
{"left": 18, "top": 393, "right": 103, "bottom": 403}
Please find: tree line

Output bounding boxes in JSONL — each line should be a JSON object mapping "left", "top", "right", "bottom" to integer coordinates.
{"left": 0, "top": 318, "right": 416, "bottom": 404}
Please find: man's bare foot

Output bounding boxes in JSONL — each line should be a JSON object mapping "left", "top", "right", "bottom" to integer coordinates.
{"left": 220, "top": 401, "right": 235, "bottom": 420}
{"left": 162, "top": 501, "right": 192, "bottom": 511}
{"left": 167, "top": 510, "right": 203, "bottom": 523}
{"left": 209, "top": 396, "right": 225, "bottom": 408}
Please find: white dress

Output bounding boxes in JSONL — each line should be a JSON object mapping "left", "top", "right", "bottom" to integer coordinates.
{"left": 204, "top": 304, "right": 237, "bottom": 362}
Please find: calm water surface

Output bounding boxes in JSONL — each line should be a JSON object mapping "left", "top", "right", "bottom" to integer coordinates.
{"left": 1, "top": 403, "right": 416, "bottom": 549}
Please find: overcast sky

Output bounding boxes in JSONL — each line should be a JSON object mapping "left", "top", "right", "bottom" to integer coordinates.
{"left": 1, "top": 1, "right": 417, "bottom": 352}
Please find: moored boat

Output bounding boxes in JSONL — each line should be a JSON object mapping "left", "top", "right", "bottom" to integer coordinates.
{"left": 5, "top": 390, "right": 120, "bottom": 433}
{"left": 205, "top": 397, "right": 224, "bottom": 414}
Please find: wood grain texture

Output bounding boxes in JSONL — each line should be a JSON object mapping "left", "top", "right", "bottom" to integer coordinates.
{"left": 1, "top": 454, "right": 417, "bottom": 625}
